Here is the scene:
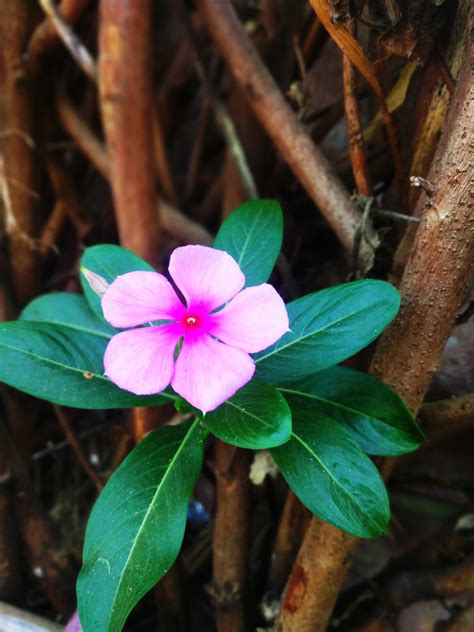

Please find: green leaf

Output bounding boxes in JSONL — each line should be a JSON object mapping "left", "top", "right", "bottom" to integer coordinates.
{"left": 255, "top": 280, "right": 400, "bottom": 384}
{"left": 272, "top": 395, "right": 390, "bottom": 538}
{"left": 21, "top": 292, "right": 117, "bottom": 338}
{"left": 204, "top": 380, "right": 291, "bottom": 449}
{"left": 213, "top": 199, "right": 283, "bottom": 286}
{"left": 0, "top": 321, "right": 171, "bottom": 409}
{"left": 77, "top": 419, "right": 203, "bottom": 632}
{"left": 80, "top": 244, "right": 154, "bottom": 318}
{"left": 279, "top": 367, "right": 425, "bottom": 456}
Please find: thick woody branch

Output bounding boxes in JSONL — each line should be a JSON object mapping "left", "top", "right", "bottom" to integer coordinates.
{"left": 278, "top": 32, "right": 474, "bottom": 632}
{"left": 210, "top": 442, "right": 250, "bottom": 632}
{"left": 98, "top": 0, "right": 160, "bottom": 264}
{"left": 196, "top": 0, "right": 362, "bottom": 258}
{"left": 0, "top": 1, "right": 41, "bottom": 304}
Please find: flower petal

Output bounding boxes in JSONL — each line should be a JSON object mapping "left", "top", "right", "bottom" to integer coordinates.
{"left": 168, "top": 245, "right": 245, "bottom": 311}
{"left": 102, "top": 271, "right": 184, "bottom": 328}
{"left": 172, "top": 335, "right": 255, "bottom": 413}
{"left": 104, "top": 325, "right": 181, "bottom": 395}
{"left": 208, "top": 284, "right": 289, "bottom": 353}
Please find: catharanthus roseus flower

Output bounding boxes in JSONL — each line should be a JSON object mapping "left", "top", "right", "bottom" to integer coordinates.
{"left": 101, "top": 245, "right": 289, "bottom": 413}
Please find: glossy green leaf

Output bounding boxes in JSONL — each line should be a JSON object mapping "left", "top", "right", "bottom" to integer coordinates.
{"left": 272, "top": 396, "right": 390, "bottom": 538}
{"left": 80, "top": 244, "right": 154, "bottom": 318}
{"left": 21, "top": 292, "right": 117, "bottom": 338}
{"left": 213, "top": 199, "right": 283, "bottom": 286}
{"left": 204, "top": 380, "right": 291, "bottom": 449}
{"left": 77, "top": 419, "right": 203, "bottom": 632}
{"left": 0, "top": 321, "right": 171, "bottom": 409}
{"left": 256, "top": 280, "right": 400, "bottom": 384}
{"left": 279, "top": 367, "right": 425, "bottom": 456}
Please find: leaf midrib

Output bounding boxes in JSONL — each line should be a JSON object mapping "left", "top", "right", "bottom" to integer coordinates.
{"left": 256, "top": 303, "right": 376, "bottom": 364}
{"left": 234, "top": 209, "right": 262, "bottom": 268}
{"left": 289, "top": 429, "right": 379, "bottom": 530}
{"left": 109, "top": 420, "right": 201, "bottom": 629}
{"left": 225, "top": 397, "right": 281, "bottom": 433}
{"left": 23, "top": 319, "right": 113, "bottom": 339}
{"left": 279, "top": 387, "right": 416, "bottom": 444}
{"left": 0, "top": 337, "right": 110, "bottom": 381}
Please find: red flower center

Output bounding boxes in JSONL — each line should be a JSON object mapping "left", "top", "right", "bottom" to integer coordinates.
{"left": 184, "top": 314, "right": 200, "bottom": 328}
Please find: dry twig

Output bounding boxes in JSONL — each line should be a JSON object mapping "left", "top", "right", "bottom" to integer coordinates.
{"left": 196, "top": 0, "right": 364, "bottom": 259}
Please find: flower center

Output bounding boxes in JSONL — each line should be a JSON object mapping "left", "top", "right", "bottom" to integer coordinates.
{"left": 183, "top": 314, "right": 200, "bottom": 329}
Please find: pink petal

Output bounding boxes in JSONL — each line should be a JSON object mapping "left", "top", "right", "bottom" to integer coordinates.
{"left": 64, "top": 611, "right": 82, "bottom": 632}
{"left": 168, "top": 245, "right": 245, "bottom": 311}
{"left": 104, "top": 325, "right": 182, "bottom": 395}
{"left": 172, "top": 335, "right": 255, "bottom": 413}
{"left": 208, "top": 284, "right": 289, "bottom": 353}
{"left": 102, "top": 271, "right": 184, "bottom": 328}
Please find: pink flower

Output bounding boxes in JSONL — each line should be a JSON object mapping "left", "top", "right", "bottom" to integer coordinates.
{"left": 101, "top": 245, "right": 289, "bottom": 413}
{"left": 64, "top": 611, "right": 82, "bottom": 632}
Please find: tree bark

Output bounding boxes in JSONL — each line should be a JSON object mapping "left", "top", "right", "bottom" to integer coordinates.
{"left": 0, "top": 0, "right": 41, "bottom": 304}
{"left": 211, "top": 442, "right": 250, "bottom": 632}
{"left": 278, "top": 26, "right": 474, "bottom": 631}
{"left": 98, "top": 0, "right": 160, "bottom": 264}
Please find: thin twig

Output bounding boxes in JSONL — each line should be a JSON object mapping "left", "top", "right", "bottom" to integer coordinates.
{"left": 28, "top": 0, "right": 91, "bottom": 63}
{"left": 342, "top": 19, "right": 372, "bottom": 197}
{"left": 53, "top": 406, "right": 103, "bottom": 492}
{"left": 182, "top": 6, "right": 258, "bottom": 200}
{"left": 38, "top": 0, "right": 97, "bottom": 83}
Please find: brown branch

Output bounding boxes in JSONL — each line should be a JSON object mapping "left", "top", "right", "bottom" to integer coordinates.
{"left": 43, "top": 154, "right": 91, "bottom": 235}
{"left": 0, "top": 2, "right": 41, "bottom": 304}
{"left": 182, "top": 8, "right": 258, "bottom": 200}
{"left": 445, "top": 603, "right": 474, "bottom": 632}
{"left": 342, "top": 20, "right": 372, "bottom": 197}
{"left": 159, "top": 197, "right": 212, "bottom": 246}
{"left": 56, "top": 92, "right": 110, "bottom": 179}
{"left": 28, "top": 0, "right": 91, "bottom": 63}
{"left": 210, "top": 442, "right": 250, "bottom": 632}
{"left": 53, "top": 405, "right": 103, "bottom": 492}
{"left": 391, "top": 0, "right": 471, "bottom": 281}
{"left": 153, "top": 111, "right": 179, "bottom": 207}
{"left": 385, "top": 556, "right": 474, "bottom": 607}
{"left": 308, "top": 0, "right": 403, "bottom": 183}
{"left": 39, "top": 201, "right": 66, "bottom": 257}
{"left": 98, "top": 0, "right": 160, "bottom": 264}
{"left": 262, "top": 491, "right": 310, "bottom": 622}
{"left": 38, "top": 0, "right": 97, "bottom": 82}
{"left": 419, "top": 394, "right": 474, "bottom": 442}
{"left": 196, "top": 0, "right": 363, "bottom": 259}
{"left": 278, "top": 31, "right": 474, "bottom": 632}
{"left": 56, "top": 93, "right": 212, "bottom": 245}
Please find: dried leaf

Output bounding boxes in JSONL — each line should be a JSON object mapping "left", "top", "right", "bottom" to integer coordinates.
{"left": 309, "top": 0, "right": 384, "bottom": 98}
{"left": 363, "top": 62, "right": 418, "bottom": 141}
